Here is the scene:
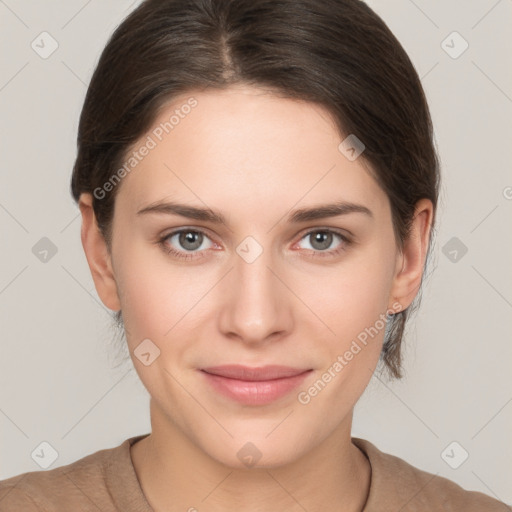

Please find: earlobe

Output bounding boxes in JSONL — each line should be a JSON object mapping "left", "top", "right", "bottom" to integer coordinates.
{"left": 78, "top": 193, "right": 121, "bottom": 311}
{"left": 388, "top": 198, "right": 434, "bottom": 312}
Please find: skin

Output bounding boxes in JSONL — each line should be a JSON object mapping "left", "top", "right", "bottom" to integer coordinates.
{"left": 79, "top": 84, "right": 433, "bottom": 512}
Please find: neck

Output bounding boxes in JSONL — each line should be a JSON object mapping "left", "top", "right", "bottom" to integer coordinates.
{"left": 131, "top": 399, "right": 371, "bottom": 512}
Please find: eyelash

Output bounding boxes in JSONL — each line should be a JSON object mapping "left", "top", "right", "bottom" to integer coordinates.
{"left": 158, "top": 227, "right": 352, "bottom": 261}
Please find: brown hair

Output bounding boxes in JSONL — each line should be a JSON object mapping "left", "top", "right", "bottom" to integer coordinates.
{"left": 70, "top": 0, "right": 440, "bottom": 379}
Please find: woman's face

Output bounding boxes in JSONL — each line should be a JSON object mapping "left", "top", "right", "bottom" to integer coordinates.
{"left": 102, "top": 84, "right": 407, "bottom": 467}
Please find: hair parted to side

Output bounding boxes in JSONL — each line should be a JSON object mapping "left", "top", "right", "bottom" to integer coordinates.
{"left": 70, "top": 0, "right": 440, "bottom": 380}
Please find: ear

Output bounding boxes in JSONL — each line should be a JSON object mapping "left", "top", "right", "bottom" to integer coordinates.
{"left": 388, "top": 198, "right": 434, "bottom": 312}
{"left": 78, "top": 193, "right": 121, "bottom": 311}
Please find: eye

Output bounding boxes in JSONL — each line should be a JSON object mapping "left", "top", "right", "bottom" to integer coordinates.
{"left": 158, "top": 228, "right": 216, "bottom": 260}
{"left": 295, "top": 229, "right": 351, "bottom": 258}
{"left": 158, "top": 227, "right": 352, "bottom": 261}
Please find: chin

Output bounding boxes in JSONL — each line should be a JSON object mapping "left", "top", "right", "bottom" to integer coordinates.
{"left": 198, "top": 429, "right": 309, "bottom": 470}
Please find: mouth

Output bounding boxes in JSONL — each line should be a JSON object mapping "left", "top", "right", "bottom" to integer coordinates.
{"left": 199, "top": 365, "right": 313, "bottom": 405}
{"left": 201, "top": 364, "right": 311, "bottom": 381}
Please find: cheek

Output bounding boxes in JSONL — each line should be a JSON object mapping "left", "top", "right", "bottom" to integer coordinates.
{"left": 294, "top": 257, "right": 394, "bottom": 414}
{"left": 114, "top": 250, "right": 203, "bottom": 395}
{"left": 300, "top": 247, "right": 395, "bottom": 342}
{"left": 113, "top": 243, "right": 190, "bottom": 347}
{"left": 295, "top": 242, "right": 397, "bottom": 405}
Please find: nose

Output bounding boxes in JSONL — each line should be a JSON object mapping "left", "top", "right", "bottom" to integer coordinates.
{"left": 217, "top": 245, "right": 293, "bottom": 346}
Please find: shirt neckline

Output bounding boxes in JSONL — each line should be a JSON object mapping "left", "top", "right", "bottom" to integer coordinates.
{"left": 106, "top": 433, "right": 154, "bottom": 511}
{"left": 106, "top": 434, "right": 379, "bottom": 512}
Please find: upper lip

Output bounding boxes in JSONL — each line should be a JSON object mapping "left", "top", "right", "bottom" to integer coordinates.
{"left": 200, "top": 365, "right": 311, "bottom": 381}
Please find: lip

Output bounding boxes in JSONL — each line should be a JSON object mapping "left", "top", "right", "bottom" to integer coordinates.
{"left": 200, "top": 365, "right": 312, "bottom": 405}
{"left": 201, "top": 364, "right": 310, "bottom": 381}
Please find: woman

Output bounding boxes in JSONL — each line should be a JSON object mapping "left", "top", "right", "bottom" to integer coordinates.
{"left": 0, "top": 0, "right": 508, "bottom": 510}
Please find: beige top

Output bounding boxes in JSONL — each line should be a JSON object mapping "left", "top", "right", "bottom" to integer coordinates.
{"left": 0, "top": 434, "right": 509, "bottom": 511}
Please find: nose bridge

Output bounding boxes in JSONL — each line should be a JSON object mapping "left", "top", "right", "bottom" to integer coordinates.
{"left": 218, "top": 238, "right": 291, "bottom": 343}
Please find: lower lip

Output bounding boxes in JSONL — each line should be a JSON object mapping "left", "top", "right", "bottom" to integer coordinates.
{"left": 200, "top": 370, "right": 312, "bottom": 406}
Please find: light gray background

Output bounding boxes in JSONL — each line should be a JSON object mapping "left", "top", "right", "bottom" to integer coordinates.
{"left": 1, "top": 0, "right": 511, "bottom": 505}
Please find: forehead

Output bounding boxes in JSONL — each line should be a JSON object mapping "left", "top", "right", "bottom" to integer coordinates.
{"left": 114, "top": 85, "right": 388, "bottom": 220}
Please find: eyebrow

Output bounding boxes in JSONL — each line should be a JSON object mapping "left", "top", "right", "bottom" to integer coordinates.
{"left": 136, "top": 200, "right": 373, "bottom": 224}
